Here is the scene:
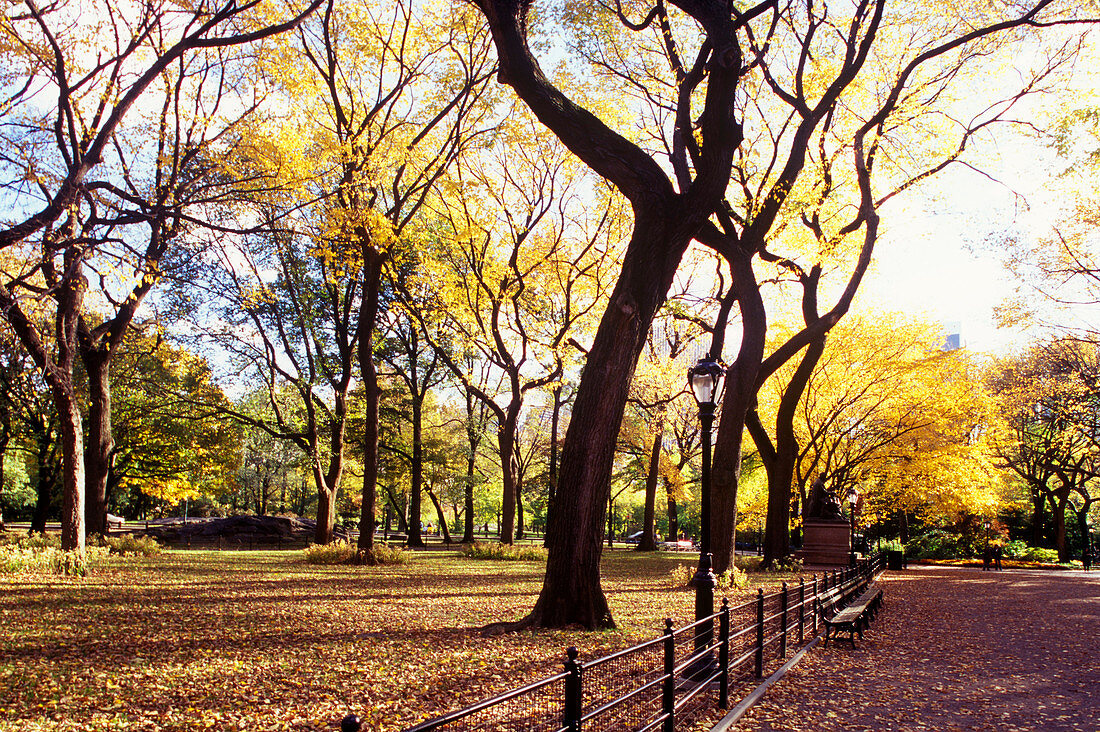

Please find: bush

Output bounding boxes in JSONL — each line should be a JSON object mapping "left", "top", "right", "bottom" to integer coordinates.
{"left": 92, "top": 533, "right": 163, "bottom": 557}
{"left": 1017, "top": 546, "right": 1060, "bottom": 563}
{"left": 717, "top": 565, "right": 748, "bottom": 590}
{"left": 0, "top": 544, "right": 108, "bottom": 576}
{"left": 372, "top": 543, "right": 409, "bottom": 565}
{"left": 460, "top": 541, "right": 547, "bottom": 561}
{"left": 304, "top": 540, "right": 357, "bottom": 565}
{"left": 667, "top": 563, "right": 693, "bottom": 587}
{"left": 906, "top": 530, "right": 969, "bottom": 560}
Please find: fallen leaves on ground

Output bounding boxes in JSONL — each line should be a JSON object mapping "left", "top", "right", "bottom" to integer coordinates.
{"left": 0, "top": 549, "right": 801, "bottom": 732}
{"left": 737, "top": 566, "right": 1100, "bottom": 732}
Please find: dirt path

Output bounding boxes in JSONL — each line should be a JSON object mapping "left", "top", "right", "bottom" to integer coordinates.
{"left": 737, "top": 566, "right": 1100, "bottom": 731}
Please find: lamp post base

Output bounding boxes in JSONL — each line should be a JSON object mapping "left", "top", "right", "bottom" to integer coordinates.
{"left": 685, "top": 552, "right": 718, "bottom": 681}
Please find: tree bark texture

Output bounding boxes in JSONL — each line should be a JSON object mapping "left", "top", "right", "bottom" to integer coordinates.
{"left": 83, "top": 351, "right": 113, "bottom": 536}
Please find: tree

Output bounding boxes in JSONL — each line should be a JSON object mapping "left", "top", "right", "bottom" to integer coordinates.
{"left": 991, "top": 339, "right": 1100, "bottom": 560}
{"left": 751, "top": 313, "right": 1002, "bottom": 557}
{"left": 0, "top": 0, "right": 321, "bottom": 550}
{"left": 377, "top": 306, "right": 446, "bottom": 547}
{"left": 262, "top": 0, "right": 496, "bottom": 558}
{"left": 108, "top": 330, "right": 242, "bottom": 516}
{"left": 416, "top": 112, "right": 620, "bottom": 545}
{"left": 469, "top": 0, "right": 1096, "bottom": 628}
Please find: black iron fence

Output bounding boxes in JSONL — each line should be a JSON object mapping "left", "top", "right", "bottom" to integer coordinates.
{"left": 341, "top": 552, "right": 887, "bottom": 732}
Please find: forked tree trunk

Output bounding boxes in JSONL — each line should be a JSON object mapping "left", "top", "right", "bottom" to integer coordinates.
{"left": 426, "top": 486, "right": 452, "bottom": 544}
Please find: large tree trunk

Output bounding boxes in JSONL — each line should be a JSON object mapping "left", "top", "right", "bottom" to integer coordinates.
{"left": 761, "top": 335, "right": 825, "bottom": 566}
{"left": 1030, "top": 485, "right": 1046, "bottom": 547}
{"left": 83, "top": 350, "right": 112, "bottom": 536}
{"left": 637, "top": 426, "right": 662, "bottom": 551}
{"left": 515, "top": 213, "right": 688, "bottom": 630}
{"left": 315, "top": 480, "right": 337, "bottom": 545}
{"left": 472, "top": 0, "right": 742, "bottom": 631}
{"left": 462, "top": 450, "right": 476, "bottom": 543}
{"left": 544, "top": 384, "right": 562, "bottom": 548}
{"left": 498, "top": 414, "right": 519, "bottom": 544}
{"left": 54, "top": 382, "right": 86, "bottom": 551}
{"left": 407, "top": 397, "right": 426, "bottom": 548}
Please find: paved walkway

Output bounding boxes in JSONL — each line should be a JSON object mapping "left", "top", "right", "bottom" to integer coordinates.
{"left": 737, "top": 566, "right": 1100, "bottom": 731}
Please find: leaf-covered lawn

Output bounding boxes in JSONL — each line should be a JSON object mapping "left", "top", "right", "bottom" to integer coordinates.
{"left": 0, "top": 549, "right": 790, "bottom": 732}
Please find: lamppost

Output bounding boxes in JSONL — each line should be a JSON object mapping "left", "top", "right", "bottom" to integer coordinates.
{"left": 688, "top": 356, "right": 723, "bottom": 674}
{"left": 847, "top": 490, "right": 858, "bottom": 566}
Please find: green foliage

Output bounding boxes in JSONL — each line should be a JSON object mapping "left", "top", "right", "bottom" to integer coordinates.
{"left": 460, "top": 541, "right": 547, "bottom": 562}
{"left": 303, "top": 540, "right": 357, "bottom": 565}
{"left": 1015, "top": 546, "right": 1061, "bottom": 563}
{"left": 0, "top": 532, "right": 60, "bottom": 549}
{"left": 760, "top": 557, "right": 804, "bottom": 574}
{"left": 906, "top": 529, "right": 977, "bottom": 559}
{"left": 878, "top": 539, "right": 904, "bottom": 552}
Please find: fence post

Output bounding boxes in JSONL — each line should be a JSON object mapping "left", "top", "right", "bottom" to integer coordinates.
{"left": 812, "top": 574, "right": 819, "bottom": 636}
{"left": 754, "top": 588, "right": 764, "bottom": 679}
{"left": 779, "top": 582, "right": 788, "bottom": 658}
{"left": 662, "top": 620, "right": 675, "bottom": 732}
{"left": 798, "top": 578, "right": 805, "bottom": 644}
{"left": 719, "top": 600, "right": 730, "bottom": 709}
{"left": 564, "top": 646, "right": 583, "bottom": 732}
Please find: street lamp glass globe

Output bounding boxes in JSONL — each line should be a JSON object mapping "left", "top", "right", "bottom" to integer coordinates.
{"left": 688, "top": 358, "right": 724, "bottom": 407}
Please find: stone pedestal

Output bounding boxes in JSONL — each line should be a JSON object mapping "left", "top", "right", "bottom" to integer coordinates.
{"left": 797, "top": 519, "right": 852, "bottom": 565}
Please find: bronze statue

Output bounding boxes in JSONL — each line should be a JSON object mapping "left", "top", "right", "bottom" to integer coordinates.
{"left": 805, "top": 474, "right": 843, "bottom": 521}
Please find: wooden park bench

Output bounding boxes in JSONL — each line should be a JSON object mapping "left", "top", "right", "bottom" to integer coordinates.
{"left": 819, "top": 582, "right": 884, "bottom": 648}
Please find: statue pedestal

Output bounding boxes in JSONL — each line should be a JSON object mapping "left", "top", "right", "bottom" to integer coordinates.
{"left": 797, "top": 519, "right": 851, "bottom": 566}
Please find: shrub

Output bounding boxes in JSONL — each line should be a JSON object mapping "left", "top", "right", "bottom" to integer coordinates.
{"left": 304, "top": 540, "right": 357, "bottom": 565}
{"left": 717, "top": 565, "right": 748, "bottom": 590}
{"left": 460, "top": 541, "right": 547, "bottom": 561}
{"left": 1018, "top": 546, "right": 1060, "bottom": 563}
{"left": 1001, "top": 539, "right": 1030, "bottom": 559}
{"left": 93, "top": 534, "right": 163, "bottom": 557}
{"left": 906, "top": 530, "right": 968, "bottom": 560}
{"left": 0, "top": 544, "right": 108, "bottom": 576}
{"left": 372, "top": 543, "right": 409, "bottom": 565}
{"left": 667, "top": 563, "right": 693, "bottom": 587}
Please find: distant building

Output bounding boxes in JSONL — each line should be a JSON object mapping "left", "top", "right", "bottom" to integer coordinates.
{"left": 942, "top": 322, "right": 961, "bottom": 351}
